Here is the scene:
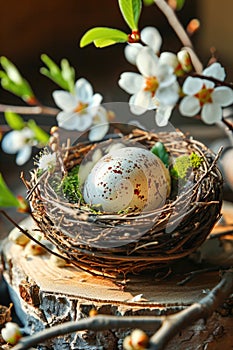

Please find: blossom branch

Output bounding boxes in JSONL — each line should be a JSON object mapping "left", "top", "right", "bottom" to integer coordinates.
{"left": 9, "top": 269, "right": 233, "bottom": 350}
{"left": 0, "top": 104, "right": 59, "bottom": 116}
{"left": 154, "top": 0, "right": 203, "bottom": 73}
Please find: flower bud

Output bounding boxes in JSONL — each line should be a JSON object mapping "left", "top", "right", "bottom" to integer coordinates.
{"left": 1, "top": 322, "right": 22, "bottom": 345}
{"left": 177, "top": 50, "right": 192, "bottom": 72}
{"left": 131, "top": 329, "right": 149, "bottom": 350}
{"left": 159, "top": 52, "right": 179, "bottom": 70}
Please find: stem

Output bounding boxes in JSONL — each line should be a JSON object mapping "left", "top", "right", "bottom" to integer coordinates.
{"left": 149, "top": 269, "right": 233, "bottom": 350}
{"left": 154, "top": 0, "right": 203, "bottom": 73}
{"left": 12, "top": 316, "right": 162, "bottom": 350}
{"left": 0, "top": 104, "right": 59, "bottom": 116}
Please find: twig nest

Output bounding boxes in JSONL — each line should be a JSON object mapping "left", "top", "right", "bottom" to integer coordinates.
{"left": 25, "top": 128, "right": 223, "bottom": 278}
{"left": 83, "top": 147, "right": 170, "bottom": 213}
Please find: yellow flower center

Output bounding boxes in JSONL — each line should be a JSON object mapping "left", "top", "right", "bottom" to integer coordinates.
{"left": 144, "top": 76, "right": 159, "bottom": 97}
{"left": 195, "top": 84, "right": 214, "bottom": 107}
{"left": 74, "top": 102, "right": 88, "bottom": 114}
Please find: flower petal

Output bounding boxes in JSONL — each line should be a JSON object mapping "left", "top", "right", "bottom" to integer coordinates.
{"left": 129, "top": 94, "right": 148, "bottom": 115}
{"left": 141, "top": 26, "right": 162, "bottom": 54}
{"left": 182, "top": 77, "right": 203, "bottom": 95}
{"left": 88, "top": 123, "right": 109, "bottom": 142}
{"left": 201, "top": 103, "right": 222, "bottom": 124}
{"left": 157, "top": 85, "right": 179, "bottom": 105}
{"left": 74, "top": 78, "right": 93, "bottom": 103}
{"left": 124, "top": 43, "right": 143, "bottom": 65}
{"left": 118, "top": 72, "right": 144, "bottom": 94}
{"left": 212, "top": 86, "right": 233, "bottom": 107}
{"left": 133, "top": 89, "right": 151, "bottom": 110}
{"left": 203, "top": 62, "right": 226, "bottom": 81}
{"left": 155, "top": 105, "right": 174, "bottom": 127}
{"left": 16, "top": 146, "right": 32, "bottom": 166}
{"left": 52, "top": 91, "right": 77, "bottom": 111}
{"left": 179, "top": 96, "right": 200, "bottom": 116}
{"left": 1, "top": 131, "right": 21, "bottom": 153}
{"left": 159, "top": 52, "right": 178, "bottom": 70}
{"left": 136, "top": 47, "right": 159, "bottom": 77}
{"left": 72, "top": 114, "right": 93, "bottom": 131}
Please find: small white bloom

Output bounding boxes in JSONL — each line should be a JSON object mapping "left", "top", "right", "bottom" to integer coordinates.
{"left": 179, "top": 63, "right": 233, "bottom": 124}
{"left": 1, "top": 127, "right": 35, "bottom": 165}
{"left": 1, "top": 322, "right": 22, "bottom": 345}
{"left": 37, "top": 152, "right": 56, "bottom": 171}
{"left": 53, "top": 78, "right": 103, "bottom": 132}
{"left": 124, "top": 26, "right": 162, "bottom": 65}
{"left": 119, "top": 47, "right": 179, "bottom": 125}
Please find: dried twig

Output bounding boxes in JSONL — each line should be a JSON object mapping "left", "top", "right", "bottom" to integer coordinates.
{"left": 154, "top": 0, "right": 203, "bottom": 73}
{"left": 0, "top": 104, "right": 58, "bottom": 116}
{"left": 148, "top": 269, "right": 233, "bottom": 350}
{"left": 10, "top": 270, "right": 233, "bottom": 350}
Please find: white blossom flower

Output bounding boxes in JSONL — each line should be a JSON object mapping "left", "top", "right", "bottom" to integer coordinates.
{"left": 124, "top": 26, "right": 162, "bottom": 65}
{"left": 88, "top": 106, "right": 110, "bottom": 142}
{"left": 119, "top": 47, "right": 179, "bottom": 125}
{"left": 179, "top": 63, "right": 233, "bottom": 124}
{"left": 1, "top": 127, "right": 35, "bottom": 165}
{"left": 1, "top": 322, "right": 22, "bottom": 345}
{"left": 53, "top": 78, "right": 103, "bottom": 132}
{"left": 37, "top": 152, "right": 56, "bottom": 171}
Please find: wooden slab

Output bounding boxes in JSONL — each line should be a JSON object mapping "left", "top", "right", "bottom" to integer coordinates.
{"left": 1, "top": 203, "right": 233, "bottom": 349}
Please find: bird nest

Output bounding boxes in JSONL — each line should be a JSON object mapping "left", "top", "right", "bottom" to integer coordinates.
{"left": 24, "top": 127, "right": 223, "bottom": 279}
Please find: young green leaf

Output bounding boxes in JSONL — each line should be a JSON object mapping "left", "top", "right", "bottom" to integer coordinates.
{"left": 143, "top": 0, "right": 154, "bottom": 5}
{"left": 0, "top": 57, "right": 35, "bottom": 102}
{"left": 27, "top": 119, "right": 49, "bottom": 144}
{"left": 151, "top": 142, "right": 170, "bottom": 167}
{"left": 0, "top": 173, "right": 21, "bottom": 208}
{"left": 80, "top": 27, "right": 128, "bottom": 48}
{"left": 40, "top": 54, "right": 75, "bottom": 92}
{"left": 174, "top": 0, "right": 186, "bottom": 10}
{"left": 118, "top": 0, "right": 142, "bottom": 30}
{"left": 4, "top": 111, "right": 25, "bottom": 130}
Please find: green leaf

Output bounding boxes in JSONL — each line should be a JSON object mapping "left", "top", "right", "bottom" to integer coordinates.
{"left": 0, "top": 173, "right": 21, "bottom": 208}
{"left": 118, "top": 0, "right": 142, "bottom": 30}
{"left": 80, "top": 27, "right": 128, "bottom": 48}
{"left": 40, "top": 54, "right": 75, "bottom": 92}
{"left": 143, "top": 0, "right": 154, "bottom": 5}
{"left": 151, "top": 142, "right": 170, "bottom": 167}
{"left": 4, "top": 111, "right": 25, "bottom": 130}
{"left": 27, "top": 119, "right": 49, "bottom": 144}
{"left": 175, "top": 0, "right": 185, "bottom": 10}
{"left": 0, "top": 57, "right": 35, "bottom": 102}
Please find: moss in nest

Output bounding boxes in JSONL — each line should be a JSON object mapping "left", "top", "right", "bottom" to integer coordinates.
{"left": 62, "top": 165, "right": 83, "bottom": 203}
{"left": 171, "top": 152, "right": 203, "bottom": 180}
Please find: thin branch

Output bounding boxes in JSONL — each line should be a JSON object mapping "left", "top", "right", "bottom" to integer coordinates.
{"left": 154, "top": 0, "right": 203, "bottom": 73}
{"left": 11, "top": 316, "right": 162, "bottom": 350}
{"left": 149, "top": 269, "right": 233, "bottom": 350}
{"left": 0, "top": 104, "right": 59, "bottom": 116}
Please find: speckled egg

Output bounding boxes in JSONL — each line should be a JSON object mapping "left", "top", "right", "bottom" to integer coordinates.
{"left": 83, "top": 147, "right": 170, "bottom": 213}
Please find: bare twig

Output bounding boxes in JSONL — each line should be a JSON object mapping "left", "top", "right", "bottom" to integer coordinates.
{"left": 11, "top": 316, "right": 162, "bottom": 350}
{"left": 154, "top": 0, "right": 203, "bottom": 73}
{"left": 0, "top": 104, "right": 59, "bottom": 116}
{"left": 149, "top": 269, "right": 233, "bottom": 350}
{"left": 9, "top": 270, "right": 233, "bottom": 350}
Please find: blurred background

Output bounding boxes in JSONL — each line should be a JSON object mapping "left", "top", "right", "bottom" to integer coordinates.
{"left": 0, "top": 0, "right": 233, "bottom": 236}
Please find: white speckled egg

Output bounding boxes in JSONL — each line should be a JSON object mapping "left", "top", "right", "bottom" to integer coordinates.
{"left": 83, "top": 147, "right": 170, "bottom": 213}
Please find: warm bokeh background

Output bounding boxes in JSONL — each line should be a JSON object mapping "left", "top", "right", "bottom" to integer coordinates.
{"left": 0, "top": 0, "right": 232, "bottom": 236}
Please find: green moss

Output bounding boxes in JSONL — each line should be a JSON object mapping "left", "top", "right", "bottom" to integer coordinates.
{"left": 171, "top": 152, "right": 203, "bottom": 180}
{"left": 62, "top": 165, "right": 83, "bottom": 203}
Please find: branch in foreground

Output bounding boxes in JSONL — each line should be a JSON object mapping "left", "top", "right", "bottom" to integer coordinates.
{"left": 0, "top": 104, "right": 59, "bottom": 116}
{"left": 10, "top": 269, "right": 233, "bottom": 350}
{"left": 149, "top": 269, "right": 233, "bottom": 350}
{"left": 11, "top": 316, "right": 162, "bottom": 350}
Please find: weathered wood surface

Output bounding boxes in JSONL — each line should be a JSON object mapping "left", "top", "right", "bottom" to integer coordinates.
{"left": 1, "top": 203, "right": 233, "bottom": 349}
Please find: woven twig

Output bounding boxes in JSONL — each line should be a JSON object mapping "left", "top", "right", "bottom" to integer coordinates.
{"left": 24, "top": 129, "right": 223, "bottom": 278}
